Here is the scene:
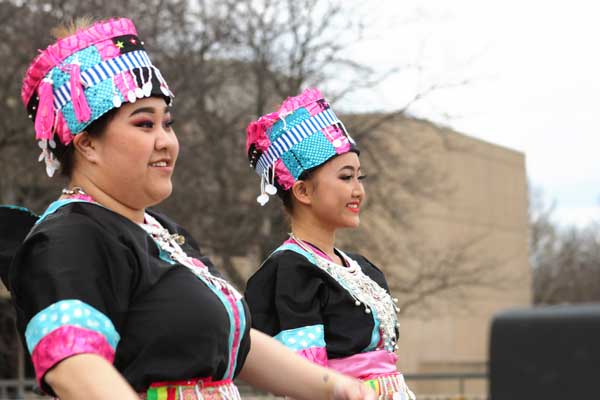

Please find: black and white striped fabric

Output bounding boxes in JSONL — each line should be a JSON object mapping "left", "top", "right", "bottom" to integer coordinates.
{"left": 255, "top": 108, "right": 341, "bottom": 175}
{"left": 52, "top": 50, "right": 157, "bottom": 110}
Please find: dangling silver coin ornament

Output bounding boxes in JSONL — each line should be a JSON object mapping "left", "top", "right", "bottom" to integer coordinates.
{"left": 160, "top": 85, "right": 170, "bottom": 97}
{"left": 46, "top": 161, "right": 56, "bottom": 177}
{"left": 45, "top": 152, "right": 60, "bottom": 178}
{"left": 135, "top": 87, "right": 144, "bottom": 99}
{"left": 172, "top": 234, "right": 185, "bottom": 245}
{"left": 265, "top": 184, "right": 277, "bottom": 195}
{"left": 257, "top": 193, "right": 269, "bottom": 206}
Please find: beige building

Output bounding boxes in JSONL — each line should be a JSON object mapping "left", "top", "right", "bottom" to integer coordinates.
{"left": 366, "top": 117, "right": 531, "bottom": 397}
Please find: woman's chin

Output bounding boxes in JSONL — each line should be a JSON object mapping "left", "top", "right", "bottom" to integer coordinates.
{"left": 144, "top": 184, "right": 173, "bottom": 207}
{"left": 338, "top": 217, "right": 360, "bottom": 229}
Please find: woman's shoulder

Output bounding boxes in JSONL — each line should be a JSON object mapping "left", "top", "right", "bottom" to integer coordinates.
{"left": 266, "top": 243, "right": 321, "bottom": 270}
{"left": 37, "top": 199, "right": 128, "bottom": 228}
{"left": 9, "top": 202, "right": 140, "bottom": 293}
{"left": 19, "top": 201, "right": 147, "bottom": 258}
{"left": 247, "top": 244, "right": 321, "bottom": 282}
{"left": 245, "top": 245, "right": 329, "bottom": 305}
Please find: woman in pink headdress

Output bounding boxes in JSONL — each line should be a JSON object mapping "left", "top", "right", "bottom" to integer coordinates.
{"left": 244, "top": 88, "right": 416, "bottom": 400}
{"left": 1, "top": 18, "right": 376, "bottom": 400}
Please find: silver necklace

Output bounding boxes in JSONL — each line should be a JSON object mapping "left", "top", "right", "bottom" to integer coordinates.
{"left": 289, "top": 233, "right": 400, "bottom": 352}
{"left": 140, "top": 213, "right": 241, "bottom": 299}
{"left": 61, "top": 186, "right": 87, "bottom": 196}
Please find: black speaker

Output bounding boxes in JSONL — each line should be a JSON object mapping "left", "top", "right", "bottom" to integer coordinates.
{"left": 490, "top": 304, "right": 600, "bottom": 400}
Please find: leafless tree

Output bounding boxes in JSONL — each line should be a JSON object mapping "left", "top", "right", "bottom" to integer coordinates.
{"left": 338, "top": 115, "right": 509, "bottom": 316}
{"left": 530, "top": 187, "right": 600, "bottom": 304}
{"left": 0, "top": 0, "right": 512, "bottom": 378}
{"left": 2, "top": 0, "right": 492, "bottom": 312}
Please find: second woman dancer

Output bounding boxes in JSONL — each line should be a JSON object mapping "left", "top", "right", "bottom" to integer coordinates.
{"left": 244, "top": 88, "right": 416, "bottom": 400}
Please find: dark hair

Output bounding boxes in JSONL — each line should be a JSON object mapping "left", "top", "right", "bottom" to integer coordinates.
{"left": 51, "top": 108, "right": 118, "bottom": 178}
{"left": 277, "top": 168, "right": 316, "bottom": 213}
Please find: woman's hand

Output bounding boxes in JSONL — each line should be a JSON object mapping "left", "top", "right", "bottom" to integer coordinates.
{"left": 331, "top": 375, "right": 376, "bottom": 400}
{"left": 45, "top": 353, "right": 139, "bottom": 400}
{"left": 240, "top": 329, "right": 376, "bottom": 400}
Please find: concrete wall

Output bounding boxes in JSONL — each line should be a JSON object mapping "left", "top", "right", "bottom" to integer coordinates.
{"left": 385, "top": 120, "right": 531, "bottom": 395}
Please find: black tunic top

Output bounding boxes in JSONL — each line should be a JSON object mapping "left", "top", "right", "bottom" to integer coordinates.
{"left": 7, "top": 200, "right": 251, "bottom": 394}
{"left": 245, "top": 241, "right": 392, "bottom": 360}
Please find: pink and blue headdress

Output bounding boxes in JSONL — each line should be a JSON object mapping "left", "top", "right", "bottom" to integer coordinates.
{"left": 21, "top": 18, "right": 174, "bottom": 177}
{"left": 246, "top": 88, "right": 357, "bottom": 205}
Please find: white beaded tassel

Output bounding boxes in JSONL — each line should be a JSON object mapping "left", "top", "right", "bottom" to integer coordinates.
{"left": 256, "top": 170, "right": 269, "bottom": 206}
{"left": 122, "top": 72, "right": 136, "bottom": 103}
{"left": 133, "top": 69, "right": 144, "bottom": 99}
{"left": 257, "top": 167, "right": 278, "bottom": 205}
{"left": 265, "top": 166, "right": 277, "bottom": 195}
{"left": 112, "top": 86, "right": 122, "bottom": 108}
{"left": 153, "top": 65, "right": 173, "bottom": 97}
{"left": 143, "top": 67, "right": 153, "bottom": 97}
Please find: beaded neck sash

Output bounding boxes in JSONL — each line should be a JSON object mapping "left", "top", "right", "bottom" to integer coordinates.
{"left": 289, "top": 235, "right": 400, "bottom": 352}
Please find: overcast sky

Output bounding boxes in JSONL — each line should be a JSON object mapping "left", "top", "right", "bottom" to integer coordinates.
{"left": 340, "top": 0, "right": 599, "bottom": 227}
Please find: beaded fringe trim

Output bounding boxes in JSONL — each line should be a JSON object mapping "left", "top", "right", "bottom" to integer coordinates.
{"left": 364, "top": 373, "right": 416, "bottom": 400}
{"left": 140, "top": 380, "right": 242, "bottom": 400}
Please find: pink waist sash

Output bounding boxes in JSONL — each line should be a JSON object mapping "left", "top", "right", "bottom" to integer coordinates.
{"left": 327, "top": 350, "right": 398, "bottom": 380}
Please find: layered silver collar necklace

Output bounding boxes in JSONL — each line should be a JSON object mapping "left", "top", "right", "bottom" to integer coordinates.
{"left": 140, "top": 213, "right": 241, "bottom": 299}
{"left": 289, "top": 233, "right": 400, "bottom": 352}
